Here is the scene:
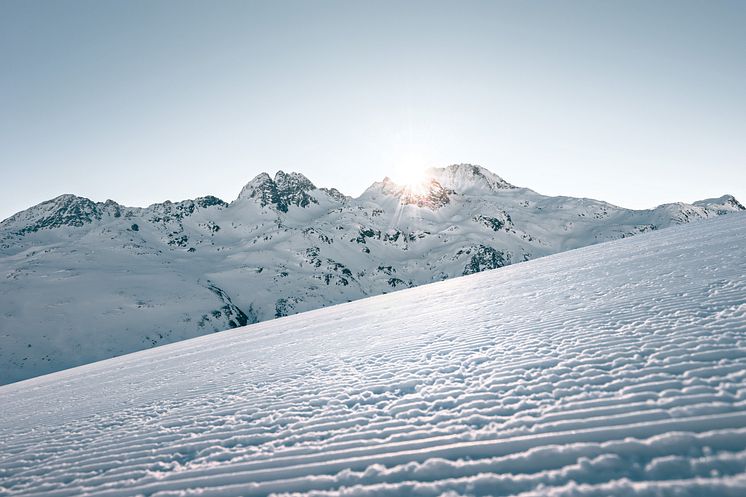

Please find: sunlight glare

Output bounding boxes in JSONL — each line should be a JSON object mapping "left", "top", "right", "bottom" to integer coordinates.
{"left": 389, "top": 146, "right": 432, "bottom": 194}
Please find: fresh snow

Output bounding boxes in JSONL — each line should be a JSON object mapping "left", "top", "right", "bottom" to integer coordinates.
{"left": 0, "top": 164, "right": 743, "bottom": 385}
{"left": 1, "top": 213, "right": 745, "bottom": 496}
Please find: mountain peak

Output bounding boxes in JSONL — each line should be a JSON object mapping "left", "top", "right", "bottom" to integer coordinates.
{"left": 237, "top": 171, "right": 319, "bottom": 212}
{"left": 693, "top": 194, "right": 746, "bottom": 213}
{"left": 1, "top": 194, "right": 103, "bottom": 233}
{"left": 360, "top": 164, "right": 514, "bottom": 206}
{"left": 248, "top": 172, "right": 273, "bottom": 185}
{"left": 427, "top": 164, "right": 515, "bottom": 193}
{"left": 274, "top": 170, "right": 315, "bottom": 189}
{"left": 360, "top": 177, "right": 454, "bottom": 209}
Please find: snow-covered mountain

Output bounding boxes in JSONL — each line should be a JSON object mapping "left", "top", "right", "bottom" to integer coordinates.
{"left": 0, "top": 164, "right": 743, "bottom": 384}
{"left": 2, "top": 214, "right": 745, "bottom": 496}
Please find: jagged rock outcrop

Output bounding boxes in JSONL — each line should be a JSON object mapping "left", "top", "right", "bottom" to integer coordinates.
{"left": 461, "top": 245, "right": 510, "bottom": 275}
{"left": 9, "top": 194, "right": 104, "bottom": 234}
{"left": 238, "top": 171, "right": 318, "bottom": 212}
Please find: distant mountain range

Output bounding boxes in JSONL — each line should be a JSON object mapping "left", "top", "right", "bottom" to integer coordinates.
{"left": 1, "top": 164, "right": 743, "bottom": 384}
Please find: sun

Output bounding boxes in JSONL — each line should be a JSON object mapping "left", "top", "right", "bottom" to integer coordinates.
{"left": 389, "top": 147, "right": 431, "bottom": 194}
{"left": 394, "top": 166, "right": 427, "bottom": 188}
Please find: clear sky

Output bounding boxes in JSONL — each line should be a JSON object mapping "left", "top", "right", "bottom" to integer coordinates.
{"left": 1, "top": 0, "right": 744, "bottom": 221}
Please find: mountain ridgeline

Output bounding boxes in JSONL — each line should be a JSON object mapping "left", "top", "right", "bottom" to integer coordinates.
{"left": 1, "top": 164, "right": 743, "bottom": 384}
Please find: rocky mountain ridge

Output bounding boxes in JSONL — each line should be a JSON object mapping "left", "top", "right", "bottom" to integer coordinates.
{"left": 1, "top": 164, "right": 743, "bottom": 384}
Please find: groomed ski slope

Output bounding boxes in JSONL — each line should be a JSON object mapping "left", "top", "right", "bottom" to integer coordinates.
{"left": 1, "top": 213, "right": 746, "bottom": 497}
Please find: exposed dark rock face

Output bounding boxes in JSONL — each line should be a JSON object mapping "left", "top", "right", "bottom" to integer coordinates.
{"left": 239, "top": 171, "right": 318, "bottom": 212}
{"left": 319, "top": 187, "right": 348, "bottom": 202}
{"left": 461, "top": 245, "right": 510, "bottom": 275}
{"left": 196, "top": 196, "right": 228, "bottom": 209}
{"left": 15, "top": 195, "right": 103, "bottom": 234}
{"left": 148, "top": 197, "right": 227, "bottom": 224}
{"left": 206, "top": 282, "right": 256, "bottom": 328}
{"left": 474, "top": 212, "right": 513, "bottom": 232}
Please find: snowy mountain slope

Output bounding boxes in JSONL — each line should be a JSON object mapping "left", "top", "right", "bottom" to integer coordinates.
{"left": 1, "top": 214, "right": 746, "bottom": 496}
{"left": 0, "top": 164, "right": 743, "bottom": 385}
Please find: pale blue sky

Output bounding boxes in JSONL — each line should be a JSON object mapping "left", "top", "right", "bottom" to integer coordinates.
{"left": 1, "top": 0, "right": 744, "bottom": 220}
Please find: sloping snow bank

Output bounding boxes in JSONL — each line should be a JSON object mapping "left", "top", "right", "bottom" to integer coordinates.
{"left": 1, "top": 214, "right": 745, "bottom": 496}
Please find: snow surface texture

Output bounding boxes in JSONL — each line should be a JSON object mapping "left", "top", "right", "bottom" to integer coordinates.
{"left": 0, "top": 164, "right": 743, "bottom": 384}
{"left": 2, "top": 214, "right": 746, "bottom": 496}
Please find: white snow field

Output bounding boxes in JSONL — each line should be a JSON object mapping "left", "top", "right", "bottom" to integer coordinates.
{"left": 2, "top": 164, "right": 743, "bottom": 385}
{"left": 1, "top": 213, "right": 746, "bottom": 497}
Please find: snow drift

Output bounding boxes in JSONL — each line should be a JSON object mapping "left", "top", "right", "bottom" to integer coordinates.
{"left": 1, "top": 213, "right": 745, "bottom": 496}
